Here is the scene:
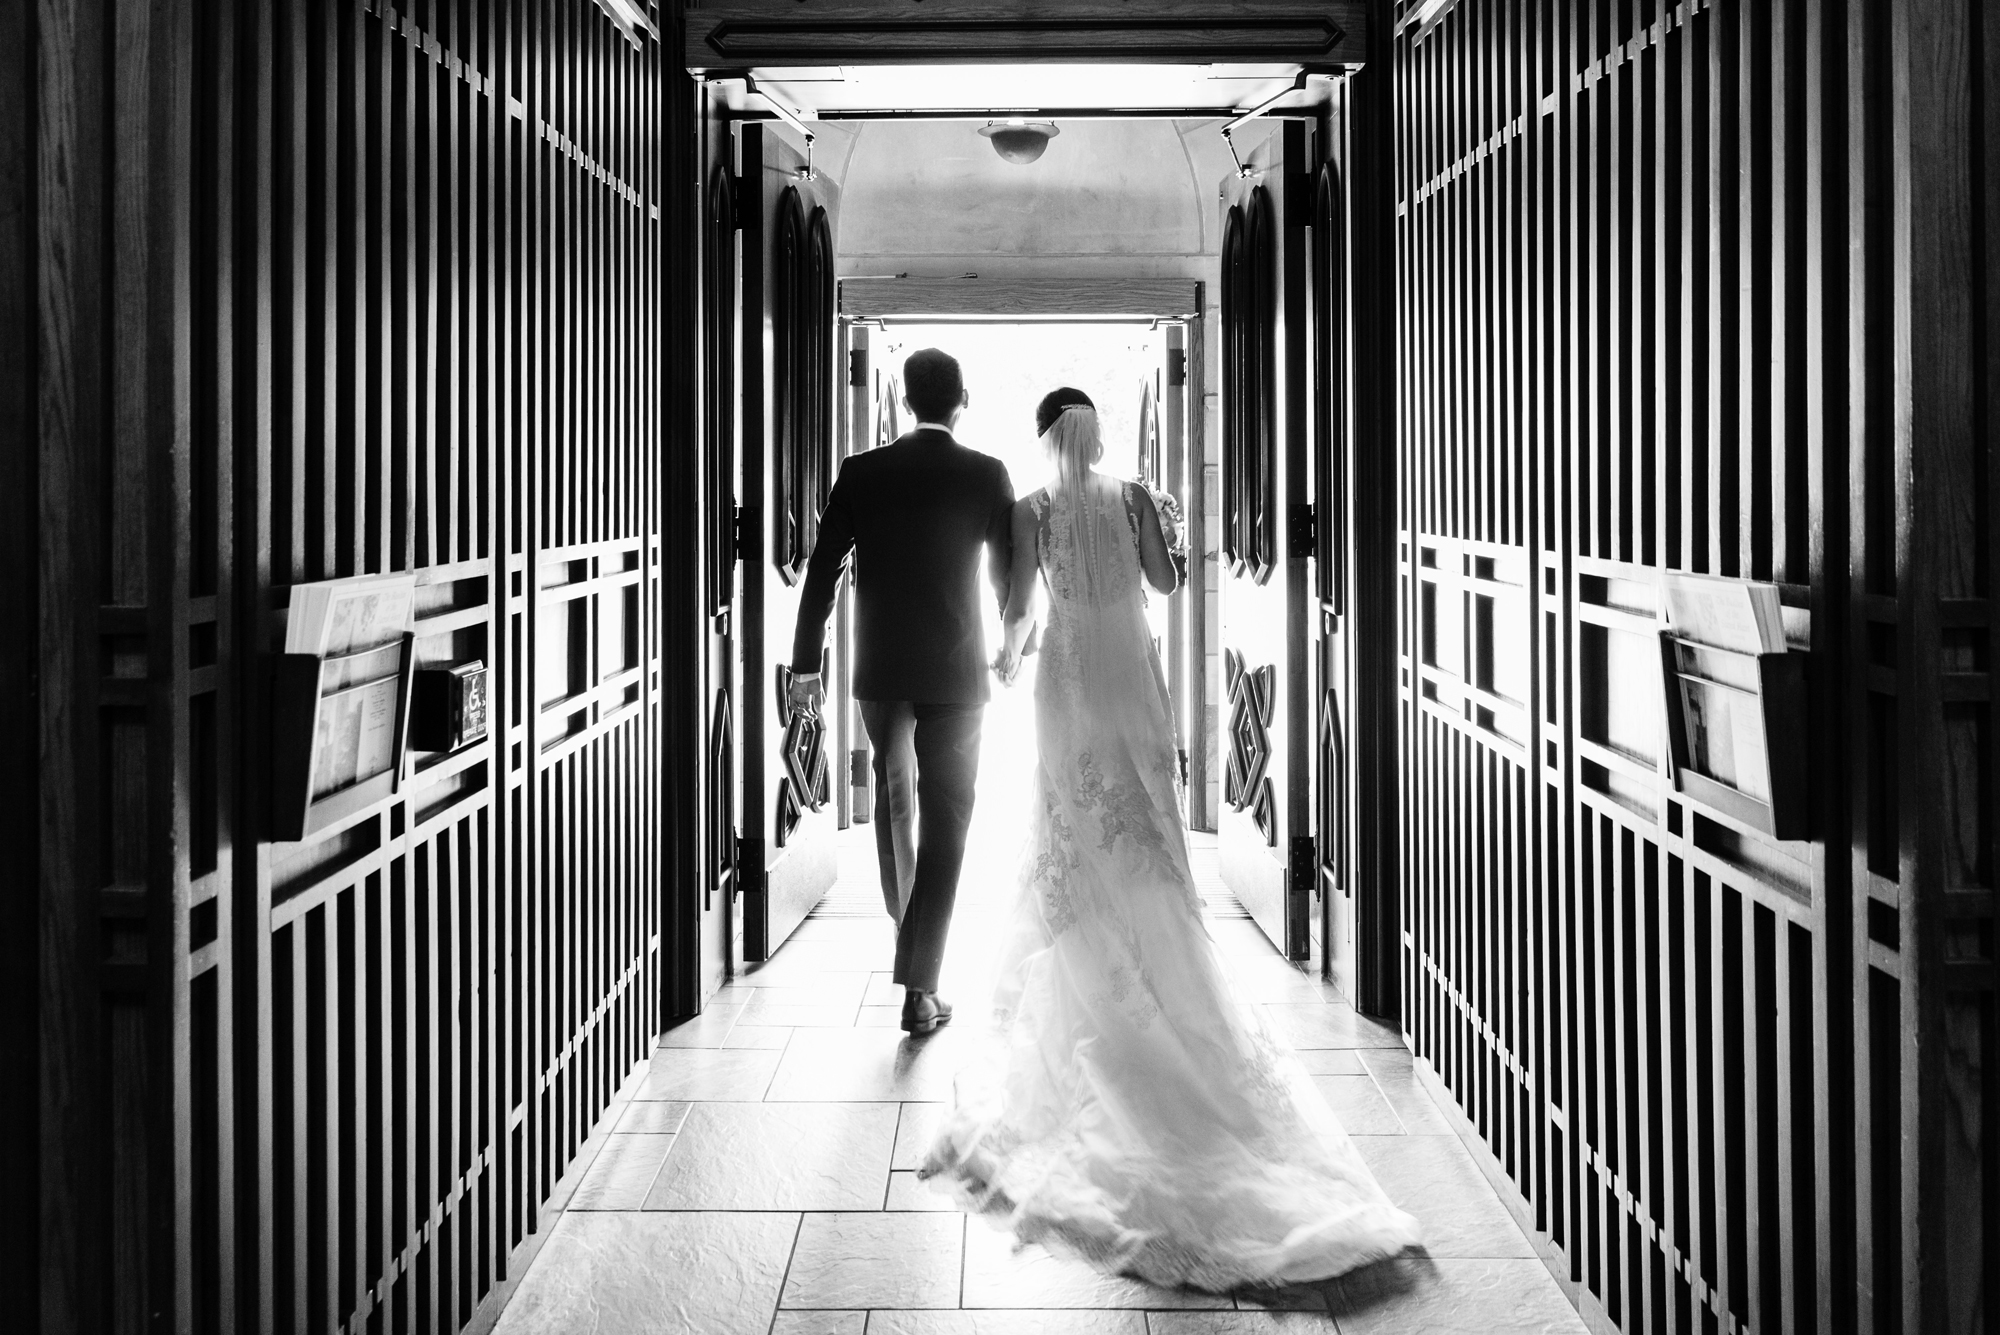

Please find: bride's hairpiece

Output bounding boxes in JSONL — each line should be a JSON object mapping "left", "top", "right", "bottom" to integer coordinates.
{"left": 1035, "top": 386, "right": 1096, "bottom": 436}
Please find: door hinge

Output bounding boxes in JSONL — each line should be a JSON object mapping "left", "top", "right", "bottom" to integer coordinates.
{"left": 849, "top": 348, "right": 868, "bottom": 388}
{"left": 1288, "top": 502, "right": 1316, "bottom": 559}
{"left": 1167, "top": 348, "right": 1188, "bottom": 387}
{"left": 732, "top": 504, "right": 750, "bottom": 564}
{"left": 735, "top": 834, "right": 763, "bottom": 899}
{"left": 1289, "top": 834, "right": 1319, "bottom": 901}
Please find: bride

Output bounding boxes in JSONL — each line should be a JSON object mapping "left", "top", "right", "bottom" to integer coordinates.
{"left": 919, "top": 387, "right": 1422, "bottom": 1291}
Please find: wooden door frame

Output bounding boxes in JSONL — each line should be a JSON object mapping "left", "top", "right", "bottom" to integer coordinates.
{"left": 1343, "top": 16, "right": 1399, "bottom": 1020}
{"left": 681, "top": 2, "right": 1371, "bottom": 72}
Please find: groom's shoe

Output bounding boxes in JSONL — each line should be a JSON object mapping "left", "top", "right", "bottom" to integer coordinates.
{"left": 900, "top": 990, "right": 953, "bottom": 1035}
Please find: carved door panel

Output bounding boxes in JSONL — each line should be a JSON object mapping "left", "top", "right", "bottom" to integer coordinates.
{"left": 1218, "top": 120, "right": 1313, "bottom": 960}
{"left": 742, "top": 123, "right": 843, "bottom": 960}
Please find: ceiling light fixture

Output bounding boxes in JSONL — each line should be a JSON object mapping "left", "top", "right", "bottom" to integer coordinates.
{"left": 978, "top": 119, "right": 1060, "bottom": 165}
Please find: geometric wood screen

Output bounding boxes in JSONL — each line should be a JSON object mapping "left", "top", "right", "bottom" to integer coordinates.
{"left": 1385, "top": 2, "right": 1996, "bottom": 1333}
{"left": 20, "top": 3, "right": 672, "bottom": 1332}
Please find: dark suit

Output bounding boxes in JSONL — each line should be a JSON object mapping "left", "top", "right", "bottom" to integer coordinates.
{"left": 791, "top": 427, "right": 1014, "bottom": 991}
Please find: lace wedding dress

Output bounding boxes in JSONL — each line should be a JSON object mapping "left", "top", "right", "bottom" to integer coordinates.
{"left": 919, "top": 459, "right": 1422, "bottom": 1291}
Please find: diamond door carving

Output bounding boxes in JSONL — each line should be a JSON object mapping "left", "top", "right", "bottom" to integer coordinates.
{"left": 1222, "top": 649, "right": 1277, "bottom": 846}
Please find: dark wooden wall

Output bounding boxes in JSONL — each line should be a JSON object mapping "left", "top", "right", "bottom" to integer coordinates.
{"left": 1384, "top": 0, "right": 1996, "bottom": 1331}
{"left": 17, "top": 1, "right": 681, "bottom": 1331}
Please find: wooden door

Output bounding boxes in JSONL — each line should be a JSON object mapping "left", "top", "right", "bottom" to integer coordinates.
{"left": 1163, "top": 328, "right": 1190, "bottom": 794}
{"left": 1217, "top": 120, "right": 1313, "bottom": 960}
{"left": 1308, "top": 158, "right": 1356, "bottom": 996}
{"left": 741, "top": 123, "right": 843, "bottom": 960}
{"left": 697, "top": 109, "right": 742, "bottom": 1000}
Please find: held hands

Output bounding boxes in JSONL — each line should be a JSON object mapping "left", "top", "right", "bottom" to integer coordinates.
{"left": 786, "top": 673, "right": 827, "bottom": 719}
{"left": 990, "top": 647, "right": 1021, "bottom": 686}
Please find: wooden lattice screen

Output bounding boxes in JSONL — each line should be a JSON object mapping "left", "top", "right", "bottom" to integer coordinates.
{"left": 20, "top": 1, "right": 682, "bottom": 1331}
{"left": 1384, "top": 0, "right": 1995, "bottom": 1331}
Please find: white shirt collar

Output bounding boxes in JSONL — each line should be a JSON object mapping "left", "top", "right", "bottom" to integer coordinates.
{"left": 914, "top": 421, "right": 955, "bottom": 437}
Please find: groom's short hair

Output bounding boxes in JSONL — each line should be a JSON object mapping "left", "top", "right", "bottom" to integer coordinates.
{"left": 904, "top": 348, "right": 965, "bottom": 424}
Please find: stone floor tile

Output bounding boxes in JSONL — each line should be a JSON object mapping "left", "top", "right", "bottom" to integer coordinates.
{"left": 1309, "top": 1076, "right": 1407, "bottom": 1135}
{"left": 786, "top": 918, "right": 899, "bottom": 951}
{"left": 1261, "top": 1004, "right": 1404, "bottom": 1050}
{"left": 1320, "top": 1257, "right": 1584, "bottom": 1334}
{"left": 1355, "top": 1049, "right": 1459, "bottom": 1135}
{"left": 644, "top": 1102, "right": 896, "bottom": 1210}
{"left": 1208, "top": 920, "right": 1278, "bottom": 950}
{"left": 870, "top": 1311, "right": 1147, "bottom": 1335}
{"left": 886, "top": 1169, "right": 959, "bottom": 1211}
{"left": 1287, "top": 1050, "right": 1367, "bottom": 1076}
{"left": 893, "top": 1103, "right": 948, "bottom": 1170}
{"left": 1147, "top": 1314, "right": 1337, "bottom": 1333}
{"left": 771, "top": 1313, "right": 866, "bottom": 1335}
{"left": 744, "top": 945, "right": 885, "bottom": 984}
{"left": 491, "top": 1210, "right": 798, "bottom": 1335}
{"left": 1229, "top": 1282, "right": 1327, "bottom": 1312}
{"left": 737, "top": 975, "right": 871, "bottom": 1006}
{"left": 1221, "top": 962, "right": 1337, "bottom": 1004}
{"left": 960, "top": 1221, "right": 1231, "bottom": 1310}
{"left": 497, "top": 839, "right": 1589, "bottom": 1335}
{"left": 779, "top": 1211, "right": 964, "bottom": 1310}
{"left": 637, "top": 1047, "right": 781, "bottom": 1102}
{"left": 737, "top": 1000, "right": 863, "bottom": 1028}
{"left": 765, "top": 1026, "right": 980, "bottom": 1102}
{"left": 1350, "top": 1136, "right": 1535, "bottom": 1258}
{"left": 657, "top": 1001, "right": 746, "bottom": 1048}
{"left": 613, "top": 1099, "right": 690, "bottom": 1134}
{"left": 568, "top": 1134, "right": 676, "bottom": 1210}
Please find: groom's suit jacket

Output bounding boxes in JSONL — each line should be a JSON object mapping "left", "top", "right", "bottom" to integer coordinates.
{"left": 791, "top": 427, "right": 1015, "bottom": 705}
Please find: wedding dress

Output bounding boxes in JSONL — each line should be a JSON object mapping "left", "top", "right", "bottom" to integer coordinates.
{"left": 920, "top": 431, "right": 1422, "bottom": 1291}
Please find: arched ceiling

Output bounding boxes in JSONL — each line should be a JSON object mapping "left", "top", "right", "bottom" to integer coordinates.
{"left": 834, "top": 118, "right": 1258, "bottom": 265}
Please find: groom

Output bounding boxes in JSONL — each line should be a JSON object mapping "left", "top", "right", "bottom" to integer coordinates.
{"left": 786, "top": 348, "right": 1016, "bottom": 1034}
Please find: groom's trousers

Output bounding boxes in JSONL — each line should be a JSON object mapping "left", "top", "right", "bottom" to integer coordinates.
{"left": 858, "top": 699, "right": 983, "bottom": 993}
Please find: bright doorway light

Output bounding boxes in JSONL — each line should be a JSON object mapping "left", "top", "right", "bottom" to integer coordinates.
{"left": 870, "top": 321, "right": 1177, "bottom": 866}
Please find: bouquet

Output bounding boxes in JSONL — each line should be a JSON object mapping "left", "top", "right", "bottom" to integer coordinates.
{"left": 1149, "top": 485, "right": 1190, "bottom": 562}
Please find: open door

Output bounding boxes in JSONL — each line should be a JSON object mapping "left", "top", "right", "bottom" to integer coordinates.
{"left": 1218, "top": 120, "right": 1314, "bottom": 961}
{"left": 1308, "top": 157, "right": 1355, "bottom": 996}
{"left": 741, "top": 122, "right": 844, "bottom": 960}
{"left": 696, "top": 99, "right": 742, "bottom": 1001}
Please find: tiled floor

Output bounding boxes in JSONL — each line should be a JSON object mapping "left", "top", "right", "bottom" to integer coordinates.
{"left": 493, "top": 829, "right": 1586, "bottom": 1335}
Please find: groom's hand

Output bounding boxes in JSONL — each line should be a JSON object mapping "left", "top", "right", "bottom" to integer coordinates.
{"left": 786, "top": 673, "right": 826, "bottom": 719}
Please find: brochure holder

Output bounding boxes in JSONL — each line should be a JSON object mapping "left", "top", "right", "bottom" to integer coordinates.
{"left": 270, "top": 632, "right": 418, "bottom": 842}
{"left": 1658, "top": 632, "right": 1809, "bottom": 840}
